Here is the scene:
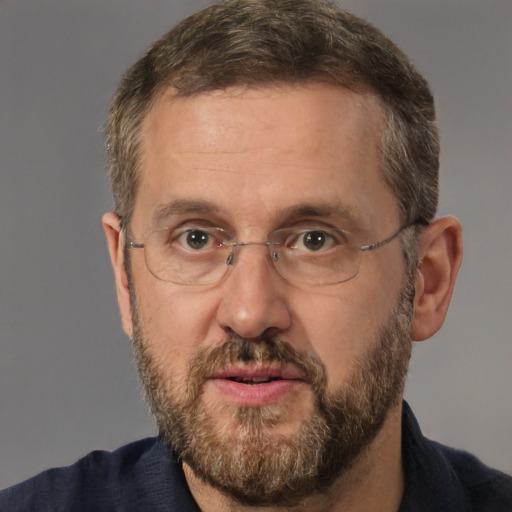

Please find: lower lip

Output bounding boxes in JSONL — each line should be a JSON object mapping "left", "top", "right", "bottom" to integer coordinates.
{"left": 208, "top": 378, "right": 305, "bottom": 407}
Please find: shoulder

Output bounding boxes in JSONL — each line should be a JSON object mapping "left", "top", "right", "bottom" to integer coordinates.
{"left": 433, "top": 441, "right": 512, "bottom": 511}
{"left": 401, "top": 401, "right": 512, "bottom": 512}
{"left": 0, "top": 437, "right": 199, "bottom": 512}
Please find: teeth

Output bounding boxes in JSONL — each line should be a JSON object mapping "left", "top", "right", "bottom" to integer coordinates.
{"left": 230, "top": 376, "right": 275, "bottom": 384}
{"left": 251, "top": 377, "right": 272, "bottom": 383}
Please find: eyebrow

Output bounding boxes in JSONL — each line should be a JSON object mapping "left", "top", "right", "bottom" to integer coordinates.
{"left": 152, "top": 199, "right": 223, "bottom": 224}
{"left": 279, "top": 202, "right": 360, "bottom": 223}
{"left": 151, "top": 198, "right": 362, "bottom": 229}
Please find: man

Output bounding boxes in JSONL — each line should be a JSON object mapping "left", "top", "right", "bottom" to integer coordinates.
{"left": 1, "top": 0, "right": 510, "bottom": 510}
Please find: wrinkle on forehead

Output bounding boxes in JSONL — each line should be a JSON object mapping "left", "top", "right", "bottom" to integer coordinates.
{"left": 143, "top": 84, "right": 385, "bottom": 156}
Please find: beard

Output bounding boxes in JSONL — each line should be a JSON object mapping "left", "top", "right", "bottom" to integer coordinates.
{"left": 130, "top": 279, "right": 414, "bottom": 507}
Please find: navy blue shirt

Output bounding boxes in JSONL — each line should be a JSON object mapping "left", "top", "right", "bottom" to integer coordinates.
{"left": 1, "top": 402, "right": 510, "bottom": 511}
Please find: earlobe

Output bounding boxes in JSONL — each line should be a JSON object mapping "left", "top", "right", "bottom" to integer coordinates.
{"left": 410, "top": 216, "right": 463, "bottom": 341}
{"left": 102, "top": 212, "right": 134, "bottom": 337}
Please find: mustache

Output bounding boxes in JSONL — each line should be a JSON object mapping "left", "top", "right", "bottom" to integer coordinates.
{"left": 186, "top": 334, "right": 327, "bottom": 398}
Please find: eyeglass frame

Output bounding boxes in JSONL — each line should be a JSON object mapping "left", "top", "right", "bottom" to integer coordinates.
{"left": 127, "top": 218, "right": 428, "bottom": 286}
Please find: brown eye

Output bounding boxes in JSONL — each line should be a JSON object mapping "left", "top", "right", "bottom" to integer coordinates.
{"left": 285, "top": 229, "right": 342, "bottom": 253}
{"left": 303, "top": 231, "right": 327, "bottom": 251}
{"left": 182, "top": 229, "right": 211, "bottom": 250}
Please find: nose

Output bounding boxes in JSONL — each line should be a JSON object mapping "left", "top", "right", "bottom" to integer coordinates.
{"left": 215, "top": 244, "right": 292, "bottom": 339}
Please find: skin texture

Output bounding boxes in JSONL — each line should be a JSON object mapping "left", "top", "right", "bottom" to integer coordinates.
{"left": 103, "top": 83, "right": 463, "bottom": 511}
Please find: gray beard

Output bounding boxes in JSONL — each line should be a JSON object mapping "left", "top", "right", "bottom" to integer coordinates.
{"left": 130, "top": 279, "right": 414, "bottom": 507}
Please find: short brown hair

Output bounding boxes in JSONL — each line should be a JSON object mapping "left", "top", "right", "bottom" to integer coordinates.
{"left": 106, "top": 0, "right": 438, "bottom": 235}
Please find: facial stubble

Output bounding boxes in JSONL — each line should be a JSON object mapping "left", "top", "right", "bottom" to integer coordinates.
{"left": 130, "top": 280, "right": 414, "bottom": 507}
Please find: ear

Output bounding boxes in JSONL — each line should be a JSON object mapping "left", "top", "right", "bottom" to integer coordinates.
{"left": 410, "top": 216, "right": 463, "bottom": 341}
{"left": 102, "top": 212, "right": 133, "bottom": 337}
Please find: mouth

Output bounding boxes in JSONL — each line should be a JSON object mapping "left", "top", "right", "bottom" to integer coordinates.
{"left": 207, "top": 366, "right": 306, "bottom": 406}
{"left": 211, "top": 365, "right": 304, "bottom": 383}
{"left": 228, "top": 376, "right": 283, "bottom": 385}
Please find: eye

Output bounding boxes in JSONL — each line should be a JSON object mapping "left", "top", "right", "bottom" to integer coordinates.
{"left": 302, "top": 231, "right": 328, "bottom": 251}
{"left": 177, "top": 229, "right": 219, "bottom": 251}
{"left": 288, "top": 230, "right": 340, "bottom": 252}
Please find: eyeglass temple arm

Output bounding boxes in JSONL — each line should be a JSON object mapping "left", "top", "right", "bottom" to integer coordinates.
{"left": 360, "top": 219, "right": 429, "bottom": 252}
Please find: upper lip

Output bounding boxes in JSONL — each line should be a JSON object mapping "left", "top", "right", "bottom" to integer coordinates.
{"left": 210, "top": 365, "right": 304, "bottom": 382}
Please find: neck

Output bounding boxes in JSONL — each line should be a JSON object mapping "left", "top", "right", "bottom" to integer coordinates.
{"left": 183, "top": 402, "right": 405, "bottom": 512}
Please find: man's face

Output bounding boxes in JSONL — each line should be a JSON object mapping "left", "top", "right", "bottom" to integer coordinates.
{"left": 125, "top": 84, "right": 413, "bottom": 505}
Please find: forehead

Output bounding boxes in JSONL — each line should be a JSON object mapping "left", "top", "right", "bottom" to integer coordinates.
{"left": 134, "top": 83, "right": 396, "bottom": 232}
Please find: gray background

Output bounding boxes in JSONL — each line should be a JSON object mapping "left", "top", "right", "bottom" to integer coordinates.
{"left": 1, "top": 0, "right": 510, "bottom": 489}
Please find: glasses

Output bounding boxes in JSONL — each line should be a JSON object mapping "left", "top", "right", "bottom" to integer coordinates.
{"left": 128, "top": 220, "right": 425, "bottom": 286}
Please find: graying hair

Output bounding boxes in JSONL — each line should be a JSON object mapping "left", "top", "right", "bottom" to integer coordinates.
{"left": 106, "top": 0, "right": 438, "bottom": 266}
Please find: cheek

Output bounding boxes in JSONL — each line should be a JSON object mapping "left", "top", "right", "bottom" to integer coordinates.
{"left": 293, "top": 280, "right": 398, "bottom": 388}
{"left": 134, "top": 280, "right": 221, "bottom": 374}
